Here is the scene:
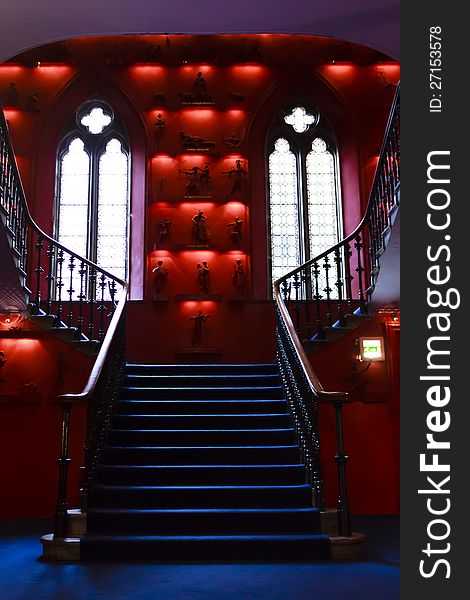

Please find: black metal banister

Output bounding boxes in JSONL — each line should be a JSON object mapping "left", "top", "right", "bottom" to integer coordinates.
{"left": 1, "top": 102, "right": 129, "bottom": 540}
{"left": 273, "top": 84, "right": 400, "bottom": 537}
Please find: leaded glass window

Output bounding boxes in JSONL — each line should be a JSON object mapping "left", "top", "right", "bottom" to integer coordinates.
{"left": 269, "top": 139, "right": 301, "bottom": 283}
{"left": 268, "top": 105, "right": 342, "bottom": 295}
{"left": 55, "top": 101, "right": 129, "bottom": 296}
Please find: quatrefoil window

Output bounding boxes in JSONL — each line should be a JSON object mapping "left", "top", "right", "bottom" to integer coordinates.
{"left": 284, "top": 106, "right": 316, "bottom": 133}
{"left": 79, "top": 105, "right": 113, "bottom": 134}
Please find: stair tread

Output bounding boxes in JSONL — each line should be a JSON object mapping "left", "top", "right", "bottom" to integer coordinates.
{"left": 88, "top": 507, "right": 318, "bottom": 515}
{"left": 97, "top": 463, "right": 305, "bottom": 468}
{"left": 110, "top": 428, "right": 295, "bottom": 433}
{"left": 114, "top": 413, "right": 291, "bottom": 417}
{"left": 93, "top": 484, "right": 310, "bottom": 490}
{"left": 105, "top": 445, "right": 299, "bottom": 450}
{"left": 83, "top": 533, "right": 326, "bottom": 541}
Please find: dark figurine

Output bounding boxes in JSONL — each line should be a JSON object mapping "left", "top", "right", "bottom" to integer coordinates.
{"left": 223, "top": 159, "right": 248, "bottom": 197}
{"left": 190, "top": 310, "right": 210, "bottom": 346}
{"left": 193, "top": 72, "right": 207, "bottom": 94}
{"left": 158, "top": 219, "right": 172, "bottom": 243}
{"left": 181, "top": 45, "right": 190, "bottom": 64}
{"left": 180, "top": 166, "right": 202, "bottom": 195}
{"left": 145, "top": 44, "right": 162, "bottom": 63}
{"left": 6, "top": 82, "right": 19, "bottom": 107}
{"left": 54, "top": 42, "right": 72, "bottom": 64}
{"left": 228, "top": 216, "right": 243, "bottom": 246}
{"left": 153, "top": 92, "right": 167, "bottom": 104}
{"left": 26, "top": 92, "right": 39, "bottom": 112}
{"left": 197, "top": 261, "right": 210, "bottom": 294}
{"left": 199, "top": 162, "right": 211, "bottom": 191}
{"left": 179, "top": 131, "right": 215, "bottom": 151}
{"left": 0, "top": 351, "right": 6, "bottom": 383}
{"left": 155, "top": 113, "right": 166, "bottom": 148}
{"left": 192, "top": 210, "right": 211, "bottom": 243}
{"left": 107, "top": 45, "right": 124, "bottom": 67}
{"left": 152, "top": 260, "right": 169, "bottom": 294}
{"left": 222, "top": 133, "right": 243, "bottom": 149}
{"left": 232, "top": 259, "right": 245, "bottom": 292}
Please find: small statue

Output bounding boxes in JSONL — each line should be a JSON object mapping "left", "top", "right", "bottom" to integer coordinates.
{"left": 223, "top": 159, "right": 248, "bottom": 197}
{"left": 197, "top": 261, "right": 210, "bottom": 294}
{"left": 157, "top": 219, "right": 172, "bottom": 243}
{"left": 180, "top": 166, "right": 202, "bottom": 195}
{"left": 153, "top": 92, "right": 166, "bottom": 104}
{"left": 0, "top": 350, "right": 6, "bottom": 383}
{"left": 26, "top": 92, "right": 39, "bottom": 112}
{"left": 228, "top": 216, "right": 243, "bottom": 246}
{"left": 190, "top": 310, "right": 210, "bottom": 346}
{"left": 155, "top": 113, "right": 166, "bottom": 148}
{"left": 54, "top": 42, "right": 73, "bottom": 64}
{"left": 152, "top": 260, "right": 169, "bottom": 294}
{"left": 222, "top": 133, "right": 243, "bottom": 149}
{"left": 179, "top": 131, "right": 215, "bottom": 151}
{"left": 232, "top": 259, "right": 245, "bottom": 292}
{"left": 145, "top": 44, "right": 162, "bottom": 63}
{"left": 199, "top": 162, "right": 211, "bottom": 191}
{"left": 5, "top": 82, "right": 19, "bottom": 107}
{"left": 193, "top": 72, "right": 207, "bottom": 94}
{"left": 181, "top": 45, "right": 190, "bottom": 64}
{"left": 107, "top": 45, "right": 124, "bottom": 67}
{"left": 192, "top": 210, "right": 211, "bottom": 243}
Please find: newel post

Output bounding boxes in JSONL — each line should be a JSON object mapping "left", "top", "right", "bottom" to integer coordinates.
{"left": 333, "top": 398, "right": 352, "bottom": 537}
{"left": 53, "top": 400, "right": 72, "bottom": 539}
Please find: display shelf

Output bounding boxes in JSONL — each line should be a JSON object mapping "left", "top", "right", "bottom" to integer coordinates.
{"left": 176, "top": 347, "right": 222, "bottom": 356}
{"left": 173, "top": 244, "right": 219, "bottom": 251}
{"left": 175, "top": 294, "right": 222, "bottom": 302}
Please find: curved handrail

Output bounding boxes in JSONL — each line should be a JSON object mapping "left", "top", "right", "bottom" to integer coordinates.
{"left": 273, "top": 83, "right": 400, "bottom": 400}
{"left": 0, "top": 108, "right": 126, "bottom": 286}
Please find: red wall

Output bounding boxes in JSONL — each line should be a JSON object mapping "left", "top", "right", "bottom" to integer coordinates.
{"left": 0, "top": 34, "right": 400, "bottom": 516}
{"left": 0, "top": 320, "right": 92, "bottom": 517}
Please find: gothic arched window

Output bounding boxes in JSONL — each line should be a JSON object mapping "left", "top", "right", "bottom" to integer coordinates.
{"left": 268, "top": 104, "right": 342, "bottom": 288}
{"left": 55, "top": 100, "right": 130, "bottom": 288}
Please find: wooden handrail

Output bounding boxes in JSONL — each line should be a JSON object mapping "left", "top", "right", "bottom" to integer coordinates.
{"left": 57, "top": 283, "right": 128, "bottom": 405}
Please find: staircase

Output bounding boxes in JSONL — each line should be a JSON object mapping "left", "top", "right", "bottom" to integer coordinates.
{"left": 80, "top": 363, "right": 330, "bottom": 561}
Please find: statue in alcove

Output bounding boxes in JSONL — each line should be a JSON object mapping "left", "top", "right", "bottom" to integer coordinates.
{"left": 145, "top": 44, "right": 162, "bottom": 63}
{"left": 152, "top": 260, "right": 169, "bottom": 295}
{"left": 179, "top": 131, "right": 216, "bottom": 151}
{"left": 223, "top": 159, "right": 248, "bottom": 197}
{"left": 199, "top": 163, "right": 211, "bottom": 191}
{"left": 228, "top": 216, "right": 243, "bottom": 246}
{"left": 180, "top": 166, "right": 202, "bottom": 195}
{"left": 190, "top": 310, "right": 210, "bottom": 346}
{"left": 107, "top": 45, "right": 124, "bottom": 67}
{"left": 222, "top": 133, "right": 243, "bottom": 149}
{"left": 192, "top": 210, "right": 211, "bottom": 243}
{"left": 155, "top": 113, "right": 166, "bottom": 148}
{"left": 26, "top": 92, "right": 39, "bottom": 112}
{"left": 232, "top": 259, "right": 245, "bottom": 292}
{"left": 193, "top": 72, "right": 207, "bottom": 94}
{"left": 197, "top": 261, "right": 210, "bottom": 294}
{"left": 5, "top": 82, "right": 19, "bottom": 107}
{"left": 0, "top": 351, "right": 6, "bottom": 384}
{"left": 157, "top": 219, "right": 172, "bottom": 244}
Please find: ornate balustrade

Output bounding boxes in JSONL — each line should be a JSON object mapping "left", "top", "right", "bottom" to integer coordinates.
{"left": 274, "top": 84, "right": 400, "bottom": 536}
{"left": 1, "top": 104, "right": 128, "bottom": 539}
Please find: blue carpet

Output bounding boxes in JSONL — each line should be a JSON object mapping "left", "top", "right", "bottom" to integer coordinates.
{"left": 0, "top": 516, "right": 399, "bottom": 600}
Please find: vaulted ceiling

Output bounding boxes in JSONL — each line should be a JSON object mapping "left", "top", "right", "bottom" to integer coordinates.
{"left": 1, "top": 0, "right": 399, "bottom": 62}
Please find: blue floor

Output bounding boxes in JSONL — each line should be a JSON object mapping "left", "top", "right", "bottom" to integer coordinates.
{"left": 0, "top": 516, "right": 399, "bottom": 600}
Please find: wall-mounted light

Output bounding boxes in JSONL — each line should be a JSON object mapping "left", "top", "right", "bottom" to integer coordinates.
{"left": 359, "top": 337, "right": 385, "bottom": 362}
